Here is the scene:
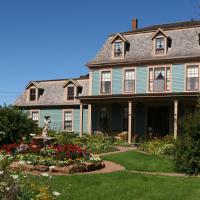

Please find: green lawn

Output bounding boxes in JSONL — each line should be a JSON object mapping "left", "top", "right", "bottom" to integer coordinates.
{"left": 102, "top": 150, "right": 175, "bottom": 172}
{"left": 31, "top": 151, "right": 200, "bottom": 200}
{"left": 35, "top": 172, "right": 200, "bottom": 200}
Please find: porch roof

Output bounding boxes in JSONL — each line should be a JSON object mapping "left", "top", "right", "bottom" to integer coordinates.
{"left": 77, "top": 92, "right": 199, "bottom": 103}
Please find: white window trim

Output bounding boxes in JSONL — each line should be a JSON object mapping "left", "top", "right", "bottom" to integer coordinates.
{"left": 184, "top": 63, "right": 200, "bottom": 92}
{"left": 122, "top": 67, "right": 136, "bottom": 94}
{"left": 99, "top": 69, "right": 112, "bottom": 95}
{"left": 147, "top": 65, "right": 172, "bottom": 93}
{"left": 62, "top": 109, "right": 74, "bottom": 132}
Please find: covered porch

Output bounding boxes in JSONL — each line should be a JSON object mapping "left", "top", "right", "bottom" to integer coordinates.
{"left": 78, "top": 93, "right": 198, "bottom": 144}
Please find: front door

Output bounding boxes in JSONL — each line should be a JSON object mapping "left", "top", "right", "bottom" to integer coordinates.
{"left": 147, "top": 106, "right": 170, "bottom": 138}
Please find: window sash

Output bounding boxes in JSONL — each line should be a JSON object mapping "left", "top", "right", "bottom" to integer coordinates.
{"left": 64, "top": 111, "right": 73, "bottom": 131}
{"left": 114, "top": 42, "right": 123, "bottom": 57}
{"left": 101, "top": 71, "right": 111, "bottom": 94}
{"left": 155, "top": 37, "right": 165, "bottom": 53}
{"left": 124, "top": 69, "right": 135, "bottom": 92}
{"left": 186, "top": 66, "right": 199, "bottom": 91}
{"left": 67, "top": 86, "right": 74, "bottom": 100}
{"left": 30, "top": 89, "right": 36, "bottom": 101}
{"left": 32, "top": 112, "right": 39, "bottom": 121}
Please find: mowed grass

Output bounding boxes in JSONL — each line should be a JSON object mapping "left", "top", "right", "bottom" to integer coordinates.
{"left": 35, "top": 172, "right": 200, "bottom": 200}
{"left": 102, "top": 150, "right": 175, "bottom": 172}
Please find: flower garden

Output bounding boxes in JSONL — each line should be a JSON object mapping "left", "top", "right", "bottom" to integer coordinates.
{"left": 0, "top": 142, "right": 105, "bottom": 174}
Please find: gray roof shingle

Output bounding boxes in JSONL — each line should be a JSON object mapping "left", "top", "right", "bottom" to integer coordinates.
{"left": 87, "top": 21, "right": 200, "bottom": 66}
{"left": 14, "top": 78, "right": 89, "bottom": 107}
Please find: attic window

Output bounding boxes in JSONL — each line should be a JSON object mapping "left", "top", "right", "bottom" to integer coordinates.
{"left": 29, "top": 88, "right": 36, "bottom": 101}
{"left": 67, "top": 86, "right": 75, "bottom": 100}
{"left": 114, "top": 41, "right": 123, "bottom": 57}
{"left": 155, "top": 37, "right": 165, "bottom": 54}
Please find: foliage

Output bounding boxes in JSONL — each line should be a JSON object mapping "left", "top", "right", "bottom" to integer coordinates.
{"left": 0, "top": 153, "right": 57, "bottom": 200}
{"left": 0, "top": 105, "right": 38, "bottom": 144}
{"left": 56, "top": 132, "right": 77, "bottom": 145}
{"left": 73, "top": 134, "right": 118, "bottom": 154}
{"left": 138, "top": 135, "right": 175, "bottom": 158}
{"left": 174, "top": 108, "right": 200, "bottom": 175}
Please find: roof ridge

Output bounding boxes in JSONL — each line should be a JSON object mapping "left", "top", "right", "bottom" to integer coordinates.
{"left": 109, "top": 20, "right": 200, "bottom": 36}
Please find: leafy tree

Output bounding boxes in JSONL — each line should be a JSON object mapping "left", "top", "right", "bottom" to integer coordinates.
{"left": 0, "top": 105, "right": 37, "bottom": 144}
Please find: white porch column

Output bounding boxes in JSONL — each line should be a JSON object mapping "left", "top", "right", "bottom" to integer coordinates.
{"left": 128, "top": 101, "right": 132, "bottom": 144}
{"left": 173, "top": 100, "right": 178, "bottom": 139}
{"left": 79, "top": 102, "right": 83, "bottom": 137}
{"left": 88, "top": 104, "right": 92, "bottom": 135}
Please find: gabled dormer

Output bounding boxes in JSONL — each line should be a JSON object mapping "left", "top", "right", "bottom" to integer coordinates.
{"left": 111, "top": 33, "right": 129, "bottom": 59}
{"left": 152, "top": 28, "right": 170, "bottom": 56}
{"left": 63, "top": 79, "right": 82, "bottom": 101}
{"left": 25, "top": 81, "right": 43, "bottom": 102}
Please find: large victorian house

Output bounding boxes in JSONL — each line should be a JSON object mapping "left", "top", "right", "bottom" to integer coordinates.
{"left": 15, "top": 19, "right": 200, "bottom": 143}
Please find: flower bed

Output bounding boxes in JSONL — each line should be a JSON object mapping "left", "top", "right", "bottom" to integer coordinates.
{"left": 0, "top": 142, "right": 105, "bottom": 174}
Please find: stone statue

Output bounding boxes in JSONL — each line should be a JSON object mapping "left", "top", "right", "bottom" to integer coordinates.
{"left": 42, "top": 116, "right": 51, "bottom": 138}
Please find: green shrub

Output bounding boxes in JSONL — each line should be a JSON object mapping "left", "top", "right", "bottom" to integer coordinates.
{"left": 73, "top": 134, "right": 117, "bottom": 154}
{"left": 138, "top": 135, "right": 175, "bottom": 158}
{"left": 0, "top": 105, "right": 38, "bottom": 144}
{"left": 56, "top": 132, "right": 77, "bottom": 144}
{"left": 174, "top": 110, "right": 200, "bottom": 175}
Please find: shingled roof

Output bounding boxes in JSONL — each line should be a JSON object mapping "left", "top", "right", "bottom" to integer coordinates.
{"left": 87, "top": 20, "right": 200, "bottom": 67}
{"left": 14, "top": 78, "right": 89, "bottom": 107}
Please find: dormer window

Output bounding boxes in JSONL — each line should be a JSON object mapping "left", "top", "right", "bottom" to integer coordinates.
{"left": 63, "top": 79, "right": 82, "bottom": 101}
{"left": 29, "top": 88, "right": 36, "bottom": 101}
{"left": 152, "top": 28, "right": 169, "bottom": 56}
{"left": 111, "top": 33, "right": 129, "bottom": 59}
{"left": 114, "top": 41, "right": 123, "bottom": 57}
{"left": 155, "top": 36, "right": 165, "bottom": 54}
{"left": 67, "top": 86, "right": 75, "bottom": 100}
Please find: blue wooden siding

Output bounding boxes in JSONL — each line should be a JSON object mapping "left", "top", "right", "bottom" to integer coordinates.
{"left": 135, "top": 104, "right": 146, "bottom": 136}
{"left": 172, "top": 64, "right": 185, "bottom": 92}
{"left": 112, "top": 68, "right": 123, "bottom": 94}
{"left": 136, "top": 66, "right": 147, "bottom": 94}
{"left": 39, "top": 109, "right": 62, "bottom": 131}
{"left": 92, "top": 70, "right": 100, "bottom": 95}
{"left": 111, "top": 103, "right": 122, "bottom": 131}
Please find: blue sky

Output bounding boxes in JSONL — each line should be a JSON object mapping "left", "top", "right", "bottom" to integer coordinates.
{"left": 0, "top": 0, "right": 199, "bottom": 105}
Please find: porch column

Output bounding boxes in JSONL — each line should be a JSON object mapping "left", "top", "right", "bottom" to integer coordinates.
{"left": 88, "top": 104, "right": 92, "bottom": 135}
{"left": 79, "top": 102, "right": 83, "bottom": 137}
{"left": 173, "top": 100, "right": 178, "bottom": 139}
{"left": 128, "top": 101, "right": 132, "bottom": 144}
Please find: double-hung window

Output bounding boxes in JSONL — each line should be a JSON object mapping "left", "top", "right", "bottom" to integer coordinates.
{"left": 29, "top": 88, "right": 36, "bottom": 101}
{"left": 124, "top": 69, "right": 135, "bottom": 93}
{"left": 155, "top": 36, "right": 165, "bottom": 54}
{"left": 64, "top": 111, "right": 73, "bottom": 132}
{"left": 186, "top": 65, "right": 199, "bottom": 91}
{"left": 101, "top": 71, "right": 111, "bottom": 94}
{"left": 114, "top": 41, "right": 123, "bottom": 57}
{"left": 67, "top": 86, "right": 75, "bottom": 100}
{"left": 149, "top": 67, "right": 171, "bottom": 92}
{"left": 31, "top": 111, "right": 39, "bottom": 125}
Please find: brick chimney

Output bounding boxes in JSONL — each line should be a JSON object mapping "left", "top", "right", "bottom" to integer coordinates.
{"left": 132, "top": 18, "right": 138, "bottom": 30}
